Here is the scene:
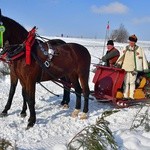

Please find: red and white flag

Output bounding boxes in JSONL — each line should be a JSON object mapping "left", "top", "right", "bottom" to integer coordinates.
{"left": 107, "top": 21, "right": 110, "bottom": 30}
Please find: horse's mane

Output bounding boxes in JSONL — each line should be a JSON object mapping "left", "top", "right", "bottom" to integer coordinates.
{"left": 2, "top": 15, "right": 28, "bottom": 44}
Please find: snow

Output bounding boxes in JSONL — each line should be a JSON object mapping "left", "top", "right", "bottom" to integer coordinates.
{"left": 0, "top": 37, "right": 150, "bottom": 150}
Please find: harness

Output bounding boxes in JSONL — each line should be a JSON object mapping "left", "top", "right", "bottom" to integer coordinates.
{"left": 0, "top": 26, "right": 36, "bottom": 64}
{"left": 25, "top": 26, "right": 36, "bottom": 64}
{"left": 36, "top": 37, "right": 55, "bottom": 68}
{"left": 0, "top": 27, "right": 55, "bottom": 67}
{"left": 0, "top": 25, "right": 71, "bottom": 85}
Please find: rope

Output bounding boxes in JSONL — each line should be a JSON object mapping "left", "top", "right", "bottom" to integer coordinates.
{"left": 38, "top": 82, "right": 59, "bottom": 97}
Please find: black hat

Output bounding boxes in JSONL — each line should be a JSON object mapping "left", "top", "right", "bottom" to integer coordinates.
{"left": 107, "top": 40, "right": 114, "bottom": 46}
{"left": 129, "top": 34, "right": 138, "bottom": 42}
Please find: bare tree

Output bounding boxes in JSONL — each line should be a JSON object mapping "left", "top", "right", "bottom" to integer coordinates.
{"left": 110, "top": 24, "right": 129, "bottom": 43}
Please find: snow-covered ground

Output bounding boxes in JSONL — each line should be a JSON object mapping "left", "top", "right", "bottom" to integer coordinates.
{"left": 0, "top": 37, "right": 150, "bottom": 150}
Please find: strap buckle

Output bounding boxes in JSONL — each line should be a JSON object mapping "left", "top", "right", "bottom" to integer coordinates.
{"left": 44, "top": 61, "right": 50, "bottom": 67}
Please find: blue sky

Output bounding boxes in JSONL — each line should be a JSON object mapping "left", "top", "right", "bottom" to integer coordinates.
{"left": 1, "top": 0, "right": 150, "bottom": 40}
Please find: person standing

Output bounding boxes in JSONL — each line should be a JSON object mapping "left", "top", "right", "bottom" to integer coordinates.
{"left": 102, "top": 40, "right": 120, "bottom": 67}
{"left": 116, "top": 34, "right": 149, "bottom": 99}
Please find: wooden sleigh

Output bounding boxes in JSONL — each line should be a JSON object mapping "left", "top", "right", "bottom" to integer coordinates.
{"left": 92, "top": 65, "right": 150, "bottom": 108}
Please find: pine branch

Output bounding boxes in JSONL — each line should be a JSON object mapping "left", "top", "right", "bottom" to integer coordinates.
{"left": 0, "top": 138, "right": 16, "bottom": 150}
{"left": 67, "top": 110, "right": 119, "bottom": 150}
{"left": 130, "top": 103, "right": 150, "bottom": 132}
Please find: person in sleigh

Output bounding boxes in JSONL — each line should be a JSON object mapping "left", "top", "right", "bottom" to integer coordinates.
{"left": 116, "top": 34, "right": 149, "bottom": 99}
{"left": 102, "top": 40, "right": 120, "bottom": 67}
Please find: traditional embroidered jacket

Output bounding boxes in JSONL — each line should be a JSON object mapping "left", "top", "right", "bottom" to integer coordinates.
{"left": 116, "top": 45, "right": 149, "bottom": 72}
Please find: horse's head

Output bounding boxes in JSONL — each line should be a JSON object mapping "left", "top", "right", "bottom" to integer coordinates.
{"left": 0, "top": 9, "right": 28, "bottom": 50}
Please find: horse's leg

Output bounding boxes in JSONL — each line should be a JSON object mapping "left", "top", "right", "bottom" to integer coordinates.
{"left": 24, "top": 82, "right": 36, "bottom": 128}
{"left": 0, "top": 73, "right": 18, "bottom": 116}
{"left": 20, "top": 87, "right": 27, "bottom": 117}
{"left": 70, "top": 74, "right": 82, "bottom": 118}
{"left": 78, "top": 73, "right": 90, "bottom": 119}
{"left": 61, "top": 77, "right": 70, "bottom": 108}
{"left": 61, "top": 87, "right": 70, "bottom": 108}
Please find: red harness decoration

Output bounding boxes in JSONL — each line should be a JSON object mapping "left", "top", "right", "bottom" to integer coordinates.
{"left": 0, "top": 52, "right": 7, "bottom": 62}
{"left": 24, "top": 26, "right": 36, "bottom": 65}
{"left": 0, "top": 27, "right": 36, "bottom": 64}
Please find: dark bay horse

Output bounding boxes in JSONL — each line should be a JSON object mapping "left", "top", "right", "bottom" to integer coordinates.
{"left": 0, "top": 38, "right": 71, "bottom": 117}
{"left": 0, "top": 14, "right": 91, "bottom": 128}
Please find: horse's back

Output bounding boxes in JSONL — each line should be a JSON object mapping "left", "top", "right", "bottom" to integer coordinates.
{"left": 47, "top": 39, "right": 66, "bottom": 48}
{"left": 58, "top": 43, "right": 91, "bottom": 64}
{"left": 55, "top": 42, "right": 91, "bottom": 79}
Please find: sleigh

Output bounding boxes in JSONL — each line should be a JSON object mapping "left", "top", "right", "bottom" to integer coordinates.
{"left": 92, "top": 65, "right": 150, "bottom": 108}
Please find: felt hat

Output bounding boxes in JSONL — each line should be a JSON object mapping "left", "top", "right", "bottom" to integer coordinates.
{"left": 129, "top": 34, "right": 138, "bottom": 42}
{"left": 107, "top": 40, "right": 114, "bottom": 46}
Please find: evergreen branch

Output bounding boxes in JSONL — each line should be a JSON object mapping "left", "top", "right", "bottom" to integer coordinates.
{"left": 130, "top": 103, "right": 150, "bottom": 132}
{"left": 67, "top": 109, "right": 119, "bottom": 150}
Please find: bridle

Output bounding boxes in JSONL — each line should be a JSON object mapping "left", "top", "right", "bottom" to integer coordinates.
{"left": 0, "top": 9, "right": 36, "bottom": 63}
{"left": 0, "top": 9, "right": 54, "bottom": 66}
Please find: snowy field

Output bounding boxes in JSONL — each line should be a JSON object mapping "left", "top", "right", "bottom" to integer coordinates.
{"left": 0, "top": 37, "right": 150, "bottom": 150}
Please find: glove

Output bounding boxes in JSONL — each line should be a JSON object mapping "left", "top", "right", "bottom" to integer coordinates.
{"left": 131, "top": 71, "right": 137, "bottom": 76}
{"left": 114, "top": 63, "right": 121, "bottom": 68}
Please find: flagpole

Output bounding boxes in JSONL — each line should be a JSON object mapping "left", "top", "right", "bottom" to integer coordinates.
{"left": 102, "top": 21, "right": 110, "bottom": 57}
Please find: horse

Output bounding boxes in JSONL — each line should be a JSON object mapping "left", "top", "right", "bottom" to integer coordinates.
{"left": 0, "top": 14, "right": 91, "bottom": 128}
{"left": 0, "top": 38, "right": 71, "bottom": 117}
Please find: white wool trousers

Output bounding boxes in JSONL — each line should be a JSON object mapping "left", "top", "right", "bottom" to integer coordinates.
{"left": 123, "top": 72, "right": 137, "bottom": 99}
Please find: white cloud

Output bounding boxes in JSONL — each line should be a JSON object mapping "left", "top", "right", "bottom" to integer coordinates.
{"left": 91, "top": 2, "right": 129, "bottom": 14}
{"left": 132, "top": 16, "right": 150, "bottom": 25}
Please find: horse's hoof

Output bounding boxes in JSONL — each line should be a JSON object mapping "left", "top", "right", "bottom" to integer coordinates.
{"left": 0, "top": 112, "right": 8, "bottom": 117}
{"left": 71, "top": 109, "right": 80, "bottom": 118}
{"left": 80, "top": 112, "right": 88, "bottom": 119}
{"left": 20, "top": 113, "right": 27, "bottom": 118}
{"left": 26, "top": 122, "right": 35, "bottom": 130}
{"left": 61, "top": 101, "right": 65, "bottom": 105}
{"left": 26, "top": 126, "right": 32, "bottom": 130}
{"left": 62, "top": 104, "right": 69, "bottom": 109}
